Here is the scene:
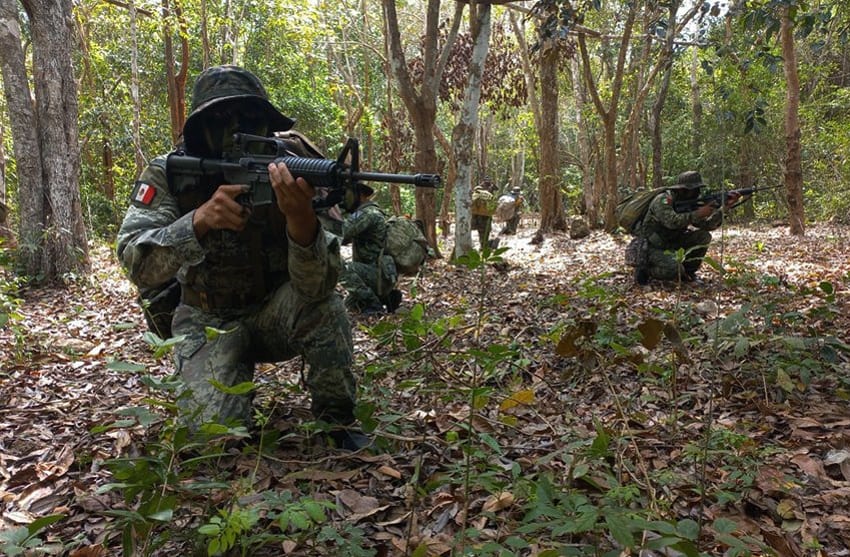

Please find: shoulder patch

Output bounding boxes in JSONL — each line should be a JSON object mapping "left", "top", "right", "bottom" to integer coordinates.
{"left": 131, "top": 181, "right": 161, "bottom": 208}
{"left": 662, "top": 194, "right": 672, "bottom": 205}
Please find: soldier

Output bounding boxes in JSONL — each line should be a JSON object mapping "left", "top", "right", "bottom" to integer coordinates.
{"left": 116, "top": 65, "right": 369, "bottom": 450}
{"left": 499, "top": 186, "right": 524, "bottom": 235}
{"left": 633, "top": 170, "right": 739, "bottom": 285}
{"left": 340, "top": 185, "right": 402, "bottom": 314}
{"left": 471, "top": 178, "right": 498, "bottom": 249}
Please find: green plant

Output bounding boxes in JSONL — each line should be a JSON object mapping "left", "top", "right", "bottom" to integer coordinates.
{"left": 0, "top": 240, "right": 26, "bottom": 363}
{"left": 0, "top": 515, "right": 65, "bottom": 556}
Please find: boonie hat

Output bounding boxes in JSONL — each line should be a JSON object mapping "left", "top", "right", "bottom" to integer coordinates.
{"left": 673, "top": 170, "right": 705, "bottom": 190}
{"left": 182, "top": 65, "right": 294, "bottom": 151}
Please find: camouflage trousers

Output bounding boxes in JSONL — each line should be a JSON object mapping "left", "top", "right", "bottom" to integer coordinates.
{"left": 471, "top": 215, "right": 493, "bottom": 248}
{"left": 646, "top": 229, "right": 712, "bottom": 281}
{"left": 500, "top": 214, "right": 520, "bottom": 235}
{"left": 172, "top": 284, "right": 355, "bottom": 431}
{"left": 341, "top": 256, "right": 397, "bottom": 311}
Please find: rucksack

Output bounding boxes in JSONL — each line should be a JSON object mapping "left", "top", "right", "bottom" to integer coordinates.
{"left": 383, "top": 215, "right": 429, "bottom": 276}
{"left": 494, "top": 194, "right": 517, "bottom": 222}
{"left": 616, "top": 187, "right": 667, "bottom": 233}
{"left": 471, "top": 189, "right": 496, "bottom": 216}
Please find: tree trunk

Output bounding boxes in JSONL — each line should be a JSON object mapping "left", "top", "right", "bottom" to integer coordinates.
{"left": 435, "top": 125, "right": 456, "bottom": 238}
{"left": 0, "top": 117, "right": 11, "bottom": 245}
{"left": 382, "top": 0, "right": 464, "bottom": 256}
{"left": 163, "top": 0, "right": 189, "bottom": 146}
{"left": 130, "top": 0, "right": 145, "bottom": 176}
{"left": 569, "top": 57, "right": 597, "bottom": 225}
{"left": 0, "top": 0, "right": 42, "bottom": 267}
{"left": 537, "top": 45, "right": 565, "bottom": 233}
{"left": 650, "top": 3, "right": 680, "bottom": 189}
{"left": 577, "top": 3, "right": 636, "bottom": 231}
{"left": 780, "top": 7, "right": 805, "bottom": 235}
{"left": 22, "top": 0, "right": 89, "bottom": 278}
{"left": 689, "top": 47, "right": 703, "bottom": 164}
{"left": 451, "top": 2, "right": 491, "bottom": 259}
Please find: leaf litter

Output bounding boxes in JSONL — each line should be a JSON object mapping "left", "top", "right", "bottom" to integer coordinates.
{"left": 0, "top": 222, "right": 848, "bottom": 555}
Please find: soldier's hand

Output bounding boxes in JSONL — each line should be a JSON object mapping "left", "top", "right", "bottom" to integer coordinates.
{"left": 724, "top": 191, "right": 742, "bottom": 209}
{"left": 268, "top": 161, "right": 318, "bottom": 246}
{"left": 193, "top": 184, "right": 251, "bottom": 238}
{"left": 693, "top": 204, "right": 714, "bottom": 220}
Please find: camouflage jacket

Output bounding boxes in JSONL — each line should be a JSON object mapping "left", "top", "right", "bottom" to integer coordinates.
{"left": 116, "top": 155, "right": 342, "bottom": 310}
{"left": 341, "top": 201, "right": 386, "bottom": 265}
{"left": 636, "top": 190, "right": 723, "bottom": 248}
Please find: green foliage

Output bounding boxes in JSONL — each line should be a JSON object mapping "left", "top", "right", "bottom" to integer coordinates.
{"left": 0, "top": 515, "right": 65, "bottom": 556}
{"left": 0, "top": 241, "right": 27, "bottom": 363}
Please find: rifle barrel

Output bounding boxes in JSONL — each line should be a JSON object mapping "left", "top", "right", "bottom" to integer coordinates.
{"left": 352, "top": 171, "right": 441, "bottom": 188}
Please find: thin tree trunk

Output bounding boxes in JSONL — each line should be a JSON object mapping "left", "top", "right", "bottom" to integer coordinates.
{"left": 452, "top": 2, "right": 491, "bottom": 259}
{"left": 163, "top": 0, "right": 188, "bottom": 146}
{"left": 435, "top": 125, "right": 456, "bottom": 237}
{"left": 569, "top": 57, "right": 597, "bottom": 224}
{"left": 780, "top": 7, "right": 804, "bottom": 235}
{"left": 689, "top": 47, "right": 702, "bottom": 163}
{"left": 130, "top": 0, "right": 144, "bottom": 175}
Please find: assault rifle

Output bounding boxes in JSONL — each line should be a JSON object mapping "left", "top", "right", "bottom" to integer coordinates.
{"left": 166, "top": 133, "right": 441, "bottom": 209}
{"left": 672, "top": 184, "right": 783, "bottom": 213}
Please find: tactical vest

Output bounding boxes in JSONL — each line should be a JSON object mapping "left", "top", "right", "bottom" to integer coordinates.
{"left": 160, "top": 132, "right": 321, "bottom": 310}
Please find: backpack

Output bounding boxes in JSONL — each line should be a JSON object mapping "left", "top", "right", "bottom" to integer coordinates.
{"left": 383, "top": 215, "right": 429, "bottom": 276}
{"left": 471, "top": 189, "right": 496, "bottom": 216}
{"left": 616, "top": 187, "right": 667, "bottom": 233}
{"left": 494, "top": 194, "right": 517, "bottom": 222}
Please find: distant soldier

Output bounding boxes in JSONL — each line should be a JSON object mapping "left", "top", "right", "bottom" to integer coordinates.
{"left": 340, "top": 185, "right": 402, "bottom": 314}
{"left": 632, "top": 170, "right": 739, "bottom": 285}
{"left": 471, "top": 178, "right": 499, "bottom": 249}
{"left": 499, "top": 186, "right": 524, "bottom": 235}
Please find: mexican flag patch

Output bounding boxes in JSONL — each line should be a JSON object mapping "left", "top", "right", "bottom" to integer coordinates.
{"left": 131, "top": 181, "right": 158, "bottom": 207}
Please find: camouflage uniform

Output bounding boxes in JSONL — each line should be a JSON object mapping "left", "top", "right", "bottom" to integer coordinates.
{"left": 340, "top": 201, "right": 398, "bottom": 312}
{"left": 116, "top": 65, "right": 356, "bottom": 430}
{"left": 635, "top": 172, "right": 724, "bottom": 282}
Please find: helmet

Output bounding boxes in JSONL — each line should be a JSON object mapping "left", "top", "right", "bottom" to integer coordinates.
{"left": 182, "top": 65, "right": 294, "bottom": 153}
{"left": 511, "top": 186, "right": 522, "bottom": 195}
{"left": 672, "top": 171, "right": 705, "bottom": 190}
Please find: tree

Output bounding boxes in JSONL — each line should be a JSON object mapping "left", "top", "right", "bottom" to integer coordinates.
{"left": 779, "top": 4, "right": 804, "bottom": 235}
{"left": 0, "top": 0, "right": 87, "bottom": 279}
{"left": 513, "top": 1, "right": 570, "bottom": 236}
{"left": 451, "top": 1, "right": 491, "bottom": 258}
{"left": 382, "top": 0, "right": 463, "bottom": 255}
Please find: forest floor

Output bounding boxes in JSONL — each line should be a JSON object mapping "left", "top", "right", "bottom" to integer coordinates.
{"left": 1, "top": 221, "right": 849, "bottom": 556}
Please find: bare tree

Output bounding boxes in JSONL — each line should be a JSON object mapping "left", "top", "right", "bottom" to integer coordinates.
{"left": 382, "top": 0, "right": 464, "bottom": 255}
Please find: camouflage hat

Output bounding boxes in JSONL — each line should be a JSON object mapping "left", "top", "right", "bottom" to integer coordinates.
{"left": 672, "top": 170, "right": 705, "bottom": 190}
{"left": 182, "top": 65, "right": 294, "bottom": 148}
